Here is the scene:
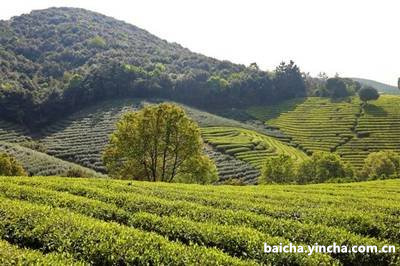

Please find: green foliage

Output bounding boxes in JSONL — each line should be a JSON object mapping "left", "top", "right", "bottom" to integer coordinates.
{"left": 296, "top": 152, "right": 354, "bottom": 184}
{"left": 175, "top": 155, "right": 218, "bottom": 184}
{"left": 0, "top": 197, "right": 250, "bottom": 265}
{"left": 104, "top": 103, "right": 215, "bottom": 183}
{"left": 360, "top": 151, "right": 400, "bottom": 180}
{"left": 260, "top": 154, "right": 295, "bottom": 184}
{"left": 1, "top": 176, "right": 400, "bottom": 265}
{"left": 88, "top": 35, "right": 107, "bottom": 48}
{"left": 273, "top": 60, "right": 307, "bottom": 99}
{"left": 326, "top": 77, "right": 350, "bottom": 98}
{"left": 359, "top": 86, "right": 380, "bottom": 103}
{"left": 0, "top": 152, "right": 26, "bottom": 176}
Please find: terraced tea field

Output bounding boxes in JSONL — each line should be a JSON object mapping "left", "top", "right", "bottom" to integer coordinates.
{"left": 204, "top": 145, "right": 260, "bottom": 184}
{"left": 0, "top": 119, "right": 32, "bottom": 143}
{"left": 247, "top": 96, "right": 400, "bottom": 168}
{"left": 260, "top": 98, "right": 361, "bottom": 154}
{"left": 38, "top": 98, "right": 267, "bottom": 181}
{"left": 337, "top": 96, "right": 400, "bottom": 168}
{"left": 202, "top": 127, "right": 307, "bottom": 169}
{"left": 0, "top": 176, "right": 399, "bottom": 265}
{"left": 0, "top": 142, "right": 105, "bottom": 177}
{"left": 40, "top": 99, "right": 140, "bottom": 172}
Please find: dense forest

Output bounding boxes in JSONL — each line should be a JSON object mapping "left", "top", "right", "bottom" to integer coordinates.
{"left": 0, "top": 7, "right": 310, "bottom": 127}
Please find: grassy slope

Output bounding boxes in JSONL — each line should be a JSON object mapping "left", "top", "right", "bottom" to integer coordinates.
{"left": 0, "top": 176, "right": 399, "bottom": 265}
{"left": 247, "top": 95, "right": 400, "bottom": 168}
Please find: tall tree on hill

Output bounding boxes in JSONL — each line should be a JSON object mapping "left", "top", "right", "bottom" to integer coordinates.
{"left": 103, "top": 103, "right": 218, "bottom": 183}
{"left": 273, "top": 61, "right": 306, "bottom": 100}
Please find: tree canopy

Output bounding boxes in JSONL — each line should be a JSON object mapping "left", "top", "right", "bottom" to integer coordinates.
{"left": 259, "top": 154, "right": 295, "bottom": 184}
{"left": 103, "top": 103, "right": 217, "bottom": 183}
{"left": 296, "top": 152, "right": 354, "bottom": 184}
{"left": 358, "top": 86, "right": 380, "bottom": 103}
{"left": 361, "top": 151, "right": 400, "bottom": 179}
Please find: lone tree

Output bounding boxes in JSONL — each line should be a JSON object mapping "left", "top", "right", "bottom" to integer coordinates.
{"left": 358, "top": 86, "right": 379, "bottom": 103}
{"left": 0, "top": 153, "right": 26, "bottom": 176}
{"left": 103, "top": 103, "right": 217, "bottom": 183}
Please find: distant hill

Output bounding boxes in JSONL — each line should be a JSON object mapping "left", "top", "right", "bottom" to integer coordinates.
{"left": 0, "top": 7, "right": 305, "bottom": 127}
{"left": 350, "top": 78, "right": 399, "bottom": 95}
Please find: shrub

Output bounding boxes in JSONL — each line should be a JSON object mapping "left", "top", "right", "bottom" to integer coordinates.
{"left": 174, "top": 155, "right": 218, "bottom": 184}
{"left": 66, "top": 167, "right": 87, "bottom": 178}
{"left": 0, "top": 153, "right": 26, "bottom": 176}
{"left": 259, "top": 154, "right": 295, "bottom": 184}
{"left": 360, "top": 151, "right": 400, "bottom": 180}
{"left": 296, "top": 152, "right": 354, "bottom": 184}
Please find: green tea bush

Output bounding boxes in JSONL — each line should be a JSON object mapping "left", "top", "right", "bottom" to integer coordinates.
{"left": 0, "top": 198, "right": 254, "bottom": 266}
{"left": 0, "top": 240, "right": 83, "bottom": 266}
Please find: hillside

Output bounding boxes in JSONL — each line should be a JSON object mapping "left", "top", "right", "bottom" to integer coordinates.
{"left": 246, "top": 95, "right": 400, "bottom": 169}
{"left": 351, "top": 78, "right": 400, "bottom": 95}
{"left": 0, "top": 7, "right": 306, "bottom": 127}
{"left": 0, "top": 176, "right": 399, "bottom": 265}
{"left": 38, "top": 98, "right": 290, "bottom": 183}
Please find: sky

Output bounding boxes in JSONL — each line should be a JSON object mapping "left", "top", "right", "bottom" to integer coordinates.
{"left": 1, "top": 0, "right": 399, "bottom": 85}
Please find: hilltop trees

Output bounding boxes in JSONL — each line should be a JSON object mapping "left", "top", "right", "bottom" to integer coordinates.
{"left": 103, "top": 103, "right": 217, "bottom": 183}
{"left": 273, "top": 61, "right": 306, "bottom": 99}
{"left": 0, "top": 153, "right": 26, "bottom": 176}
{"left": 358, "top": 86, "right": 380, "bottom": 103}
{"left": 326, "top": 78, "right": 350, "bottom": 98}
{"left": 0, "top": 8, "right": 308, "bottom": 128}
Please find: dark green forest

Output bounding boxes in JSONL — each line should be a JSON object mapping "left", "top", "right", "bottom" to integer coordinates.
{"left": 0, "top": 7, "right": 309, "bottom": 127}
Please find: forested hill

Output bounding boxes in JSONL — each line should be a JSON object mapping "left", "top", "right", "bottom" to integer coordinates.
{"left": 0, "top": 7, "right": 306, "bottom": 128}
{"left": 351, "top": 78, "right": 399, "bottom": 95}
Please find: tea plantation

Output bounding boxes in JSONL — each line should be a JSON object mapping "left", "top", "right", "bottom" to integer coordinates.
{"left": 247, "top": 95, "right": 400, "bottom": 169}
{"left": 0, "top": 142, "right": 105, "bottom": 177}
{"left": 202, "top": 127, "right": 307, "bottom": 169}
{"left": 0, "top": 176, "right": 399, "bottom": 265}
{"left": 337, "top": 96, "right": 400, "bottom": 168}
{"left": 38, "top": 98, "right": 272, "bottom": 181}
